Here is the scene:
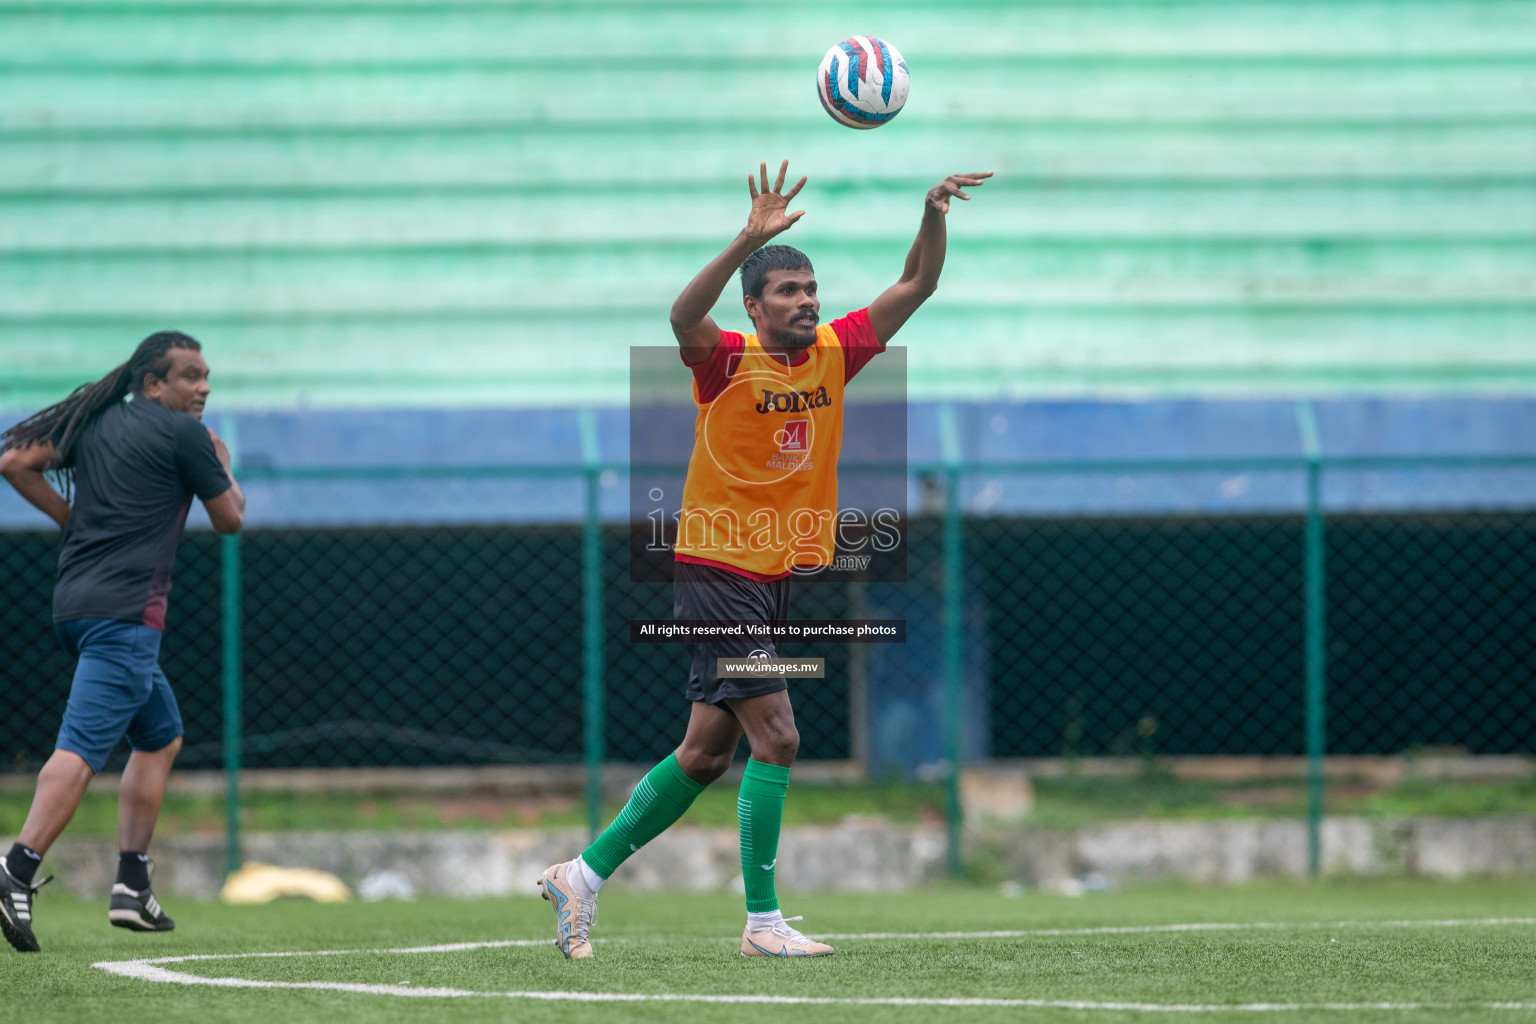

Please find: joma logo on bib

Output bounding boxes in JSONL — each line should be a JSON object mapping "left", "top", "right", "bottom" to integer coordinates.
{"left": 754, "top": 386, "right": 832, "bottom": 414}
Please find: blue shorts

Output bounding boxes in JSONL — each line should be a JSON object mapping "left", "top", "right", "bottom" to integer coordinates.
{"left": 54, "top": 618, "right": 183, "bottom": 774}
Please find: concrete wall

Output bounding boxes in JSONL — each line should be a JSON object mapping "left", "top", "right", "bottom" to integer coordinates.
{"left": 14, "top": 816, "right": 1536, "bottom": 900}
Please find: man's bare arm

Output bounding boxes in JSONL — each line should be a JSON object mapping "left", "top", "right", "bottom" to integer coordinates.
{"left": 203, "top": 429, "right": 245, "bottom": 534}
{"left": 0, "top": 441, "right": 70, "bottom": 530}
{"left": 867, "top": 172, "right": 992, "bottom": 346}
{"left": 670, "top": 160, "right": 807, "bottom": 365}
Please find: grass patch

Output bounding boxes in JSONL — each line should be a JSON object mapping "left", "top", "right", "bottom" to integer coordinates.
{"left": 0, "top": 780, "right": 951, "bottom": 837}
{"left": 1031, "top": 767, "right": 1536, "bottom": 829}
{"left": 2, "top": 769, "right": 1532, "bottom": 839}
{"left": 8, "top": 879, "right": 1536, "bottom": 1023}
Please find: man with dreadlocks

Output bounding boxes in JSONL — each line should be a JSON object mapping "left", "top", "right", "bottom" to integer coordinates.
{"left": 0, "top": 330, "right": 244, "bottom": 952}
{"left": 538, "top": 161, "right": 990, "bottom": 960}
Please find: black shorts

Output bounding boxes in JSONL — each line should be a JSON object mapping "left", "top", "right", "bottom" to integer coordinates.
{"left": 673, "top": 560, "right": 792, "bottom": 705}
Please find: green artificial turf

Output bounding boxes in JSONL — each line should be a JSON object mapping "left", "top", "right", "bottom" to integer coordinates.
{"left": 6, "top": 879, "right": 1535, "bottom": 1024}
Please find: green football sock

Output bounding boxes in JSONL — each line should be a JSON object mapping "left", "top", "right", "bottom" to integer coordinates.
{"left": 737, "top": 758, "right": 791, "bottom": 913}
{"left": 581, "top": 752, "right": 706, "bottom": 879}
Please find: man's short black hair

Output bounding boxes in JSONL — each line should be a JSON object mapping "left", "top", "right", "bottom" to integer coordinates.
{"left": 740, "top": 245, "right": 814, "bottom": 300}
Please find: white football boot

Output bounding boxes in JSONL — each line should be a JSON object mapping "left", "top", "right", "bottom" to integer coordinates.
{"left": 538, "top": 860, "right": 597, "bottom": 959}
{"left": 741, "top": 915, "right": 834, "bottom": 958}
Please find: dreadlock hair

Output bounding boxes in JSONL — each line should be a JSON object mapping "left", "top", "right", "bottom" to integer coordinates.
{"left": 0, "top": 331, "right": 202, "bottom": 492}
{"left": 739, "top": 244, "right": 814, "bottom": 302}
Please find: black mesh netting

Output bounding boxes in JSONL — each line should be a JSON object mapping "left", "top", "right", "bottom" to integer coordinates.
{"left": 1, "top": 469, "right": 1531, "bottom": 774}
{"left": 1328, "top": 511, "right": 1535, "bottom": 754}
{"left": 978, "top": 515, "right": 1306, "bottom": 757}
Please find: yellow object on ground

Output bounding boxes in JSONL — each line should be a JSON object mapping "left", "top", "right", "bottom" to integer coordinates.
{"left": 219, "top": 862, "right": 352, "bottom": 905}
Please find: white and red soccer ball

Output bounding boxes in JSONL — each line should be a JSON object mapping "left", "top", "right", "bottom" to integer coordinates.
{"left": 816, "top": 36, "right": 909, "bottom": 130}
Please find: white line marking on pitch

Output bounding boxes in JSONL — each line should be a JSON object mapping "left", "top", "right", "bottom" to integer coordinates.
{"left": 93, "top": 917, "right": 1536, "bottom": 1013}
{"left": 816, "top": 917, "right": 1536, "bottom": 940}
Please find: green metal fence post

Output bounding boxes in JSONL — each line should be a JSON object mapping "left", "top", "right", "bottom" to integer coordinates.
{"left": 1295, "top": 402, "right": 1327, "bottom": 879}
{"left": 938, "top": 404, "right": 965, "bottom": 878}
{"left": 219, "top": 414, "right": 243, "bottom": 876}
{"left": 579, "top": 410, "right": 605, "bottom": 841}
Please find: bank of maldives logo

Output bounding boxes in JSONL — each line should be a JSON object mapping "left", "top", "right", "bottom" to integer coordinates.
{"left": 776, "top": 419, "right": 809, "bottom": 453}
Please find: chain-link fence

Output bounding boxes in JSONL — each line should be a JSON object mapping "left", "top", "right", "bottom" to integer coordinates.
{"left": 972, "top": 463, "right": 1536, "bottom": 761}
{"left": 2, "top": 452, "right": 1532, "bottom": 871}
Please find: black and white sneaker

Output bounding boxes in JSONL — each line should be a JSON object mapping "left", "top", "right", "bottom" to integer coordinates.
{"left": 0, "top": 855, "right": 50, "bottom": 953}
{"left": 109, "top": 883, "right": 175, "bottom": 932}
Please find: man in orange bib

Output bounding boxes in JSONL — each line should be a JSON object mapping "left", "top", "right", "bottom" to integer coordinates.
{"left": 540, "top": 160, "right": 991, "bottom": 959}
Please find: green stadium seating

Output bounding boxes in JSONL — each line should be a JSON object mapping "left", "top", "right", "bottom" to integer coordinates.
{"left": 1, "top": 0, "right": 1534, "bottom": 407}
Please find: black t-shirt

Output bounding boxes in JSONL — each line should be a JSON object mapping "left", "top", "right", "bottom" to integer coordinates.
{"left": 52, "top": 398, "right": 232, "bottom": 629}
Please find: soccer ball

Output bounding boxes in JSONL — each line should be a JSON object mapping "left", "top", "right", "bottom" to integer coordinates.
{"left": 816, "top": 36, "right": 910, "bottom": 130}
